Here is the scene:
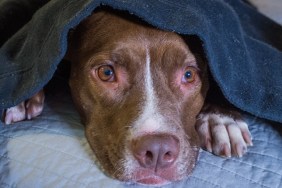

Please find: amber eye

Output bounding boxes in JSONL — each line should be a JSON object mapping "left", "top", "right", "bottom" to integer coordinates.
{"left": 97, "top": 65, "right": 115, "bottom": 82}
{"left": 182, "top": 67, "right": 197, "bottom": 83}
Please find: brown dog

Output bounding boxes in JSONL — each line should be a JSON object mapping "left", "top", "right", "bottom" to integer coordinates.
{"left": 4, "top": 10, "right": 252, "bottom": 185}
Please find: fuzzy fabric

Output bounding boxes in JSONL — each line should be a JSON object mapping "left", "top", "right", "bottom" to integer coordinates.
{"left": 0, "top": 0, "right": 281, "bottom": 123}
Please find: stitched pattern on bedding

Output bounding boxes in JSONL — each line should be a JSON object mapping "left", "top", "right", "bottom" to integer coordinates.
{"left": 0, "top": 94, "right": 281, "bottom": 188}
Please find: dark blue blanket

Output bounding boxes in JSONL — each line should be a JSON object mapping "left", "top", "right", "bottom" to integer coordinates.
{"left": 0, "top": 0, "right": 281, "bottom": 123}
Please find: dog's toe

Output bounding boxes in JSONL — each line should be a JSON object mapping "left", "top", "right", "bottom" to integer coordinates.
{"left": 25, "top": 90, "right": 45, "bottom": 120}
{"left": 195, "top": 117, "right": 212, "bottom": 152}
{"left": 4, "top": 102, "right": 26, "bottom": 124}
{"left": 236, "top": 120, "right": 253, "bottom": 146}
{"left": 226, "top": 121, "right": 247, "bottom": 157}
{"left": 210, "top": 120, "right": 232, "bottom": 157}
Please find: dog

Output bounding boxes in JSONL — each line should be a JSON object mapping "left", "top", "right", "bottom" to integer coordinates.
{"left": 3, "top": 10, "right": 252, "bottom": 185}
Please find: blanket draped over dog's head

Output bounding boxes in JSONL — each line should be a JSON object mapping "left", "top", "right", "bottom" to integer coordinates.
{"left": 0, "top": 0, "right": 281, "bottom": 123}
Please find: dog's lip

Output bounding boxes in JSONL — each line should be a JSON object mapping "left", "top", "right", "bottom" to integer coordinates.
{"left": 136, "top": 175, "right": 170, "bottom": 185}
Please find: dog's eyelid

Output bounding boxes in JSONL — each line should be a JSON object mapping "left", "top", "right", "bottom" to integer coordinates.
{"left": 183, "top": 64, "right": 200, "bottom": 72}
{"left": 90, "top": 60, "right": 114, "bottom": 69}
{"left": 193, "top": 66, "right": 201, "bottom": 73}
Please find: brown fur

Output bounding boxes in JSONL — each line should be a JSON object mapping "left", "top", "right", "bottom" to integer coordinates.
{"left": 67, "top": 10, "right": 209, "bottom": 184}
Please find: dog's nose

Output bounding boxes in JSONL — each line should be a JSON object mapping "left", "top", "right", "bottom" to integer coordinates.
{"left": 132, "top": 134, "right": 180, "bottom": 170}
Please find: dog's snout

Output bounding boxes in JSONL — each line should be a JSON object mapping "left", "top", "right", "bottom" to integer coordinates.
{"left": 132, "top": 134, "right": 180, "bottom": 170}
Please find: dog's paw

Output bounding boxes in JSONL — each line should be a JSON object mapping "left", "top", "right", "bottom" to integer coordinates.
{"left": 3, "top": 90, "right": 45, "bottom": 125}
{"left": 195, "top": 104, "right": 253, "bottom": 158}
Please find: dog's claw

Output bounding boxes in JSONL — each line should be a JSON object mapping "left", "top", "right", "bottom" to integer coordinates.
{"left": 216, "top": 143, "right": 231, "bottom": 158}
{"left": 4, "top": 112, "right": 13, "bottom": 125}
{"left": 234, "top": 143, "right": 247, "bottom": 158}
{"left": 241, "top": 127, "right": 253, "bottom": 147}
{"left": 204, "top": 138, "right": 212, "bottom": 153}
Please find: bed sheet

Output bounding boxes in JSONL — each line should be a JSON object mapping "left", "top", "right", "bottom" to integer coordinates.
{"left": 0, "top": 83, "right": 281, "bottom": 188}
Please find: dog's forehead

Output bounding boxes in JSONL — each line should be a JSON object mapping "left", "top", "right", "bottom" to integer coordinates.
{"left": 83, "top": 12, "right": 189, "bottom": 47}
{"left": 73, "top": 11, "right": 197, "bottom": 67}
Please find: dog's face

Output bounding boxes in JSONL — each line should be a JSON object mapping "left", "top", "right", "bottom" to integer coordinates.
{"left": 67, "top": 10, "right": 209, "bottom": 185}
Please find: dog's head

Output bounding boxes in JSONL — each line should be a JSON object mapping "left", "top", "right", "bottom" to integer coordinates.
{"left": 67, "top": 10, "right": 209, "bottom": 185}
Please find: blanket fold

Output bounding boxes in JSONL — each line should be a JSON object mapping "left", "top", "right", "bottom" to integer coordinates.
{"left": 0, "top": 0, "right": 281, "bottom": 123}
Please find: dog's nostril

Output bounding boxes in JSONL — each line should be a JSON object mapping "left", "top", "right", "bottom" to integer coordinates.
{"left": 132, "top": 134, "right": 180, "bottom": 170}
{"left": 145, "top": 151, "right": 154, "bottom": 161}
{"left": 164, "top": 151, "right": 173, "bottom": 161}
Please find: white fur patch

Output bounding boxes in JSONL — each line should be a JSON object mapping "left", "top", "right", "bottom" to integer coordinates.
{"left": 130, "top": 47, "right": 166, "bottom": 136}
{"left": 124, "top": 47, "right": 171, "bottom": 178}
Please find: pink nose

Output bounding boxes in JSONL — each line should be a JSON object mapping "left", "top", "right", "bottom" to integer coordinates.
{"left": 132, "top": 134, "right": 180, "bottom": 170}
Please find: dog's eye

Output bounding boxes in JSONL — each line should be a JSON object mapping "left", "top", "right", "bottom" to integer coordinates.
{"left": 97, "top": 65, "right": 115, "bottom": 82}
{"left": 182, "top": 67, "right": 197, "bottom": 83}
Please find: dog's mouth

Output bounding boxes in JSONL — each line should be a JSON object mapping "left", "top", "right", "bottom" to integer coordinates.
{"left": 127, "top": 162, "right": 186, "bottom": 186}
{"left": 124, "top": 167, "right": 175, "bottom": 185}
{"left": 136, "top": 175, "right": 169, "bottom": 185}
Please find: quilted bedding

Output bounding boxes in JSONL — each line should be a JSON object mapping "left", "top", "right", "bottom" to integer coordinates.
{"left": 1, "top": 76, "right": 282, "bottom": 188}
